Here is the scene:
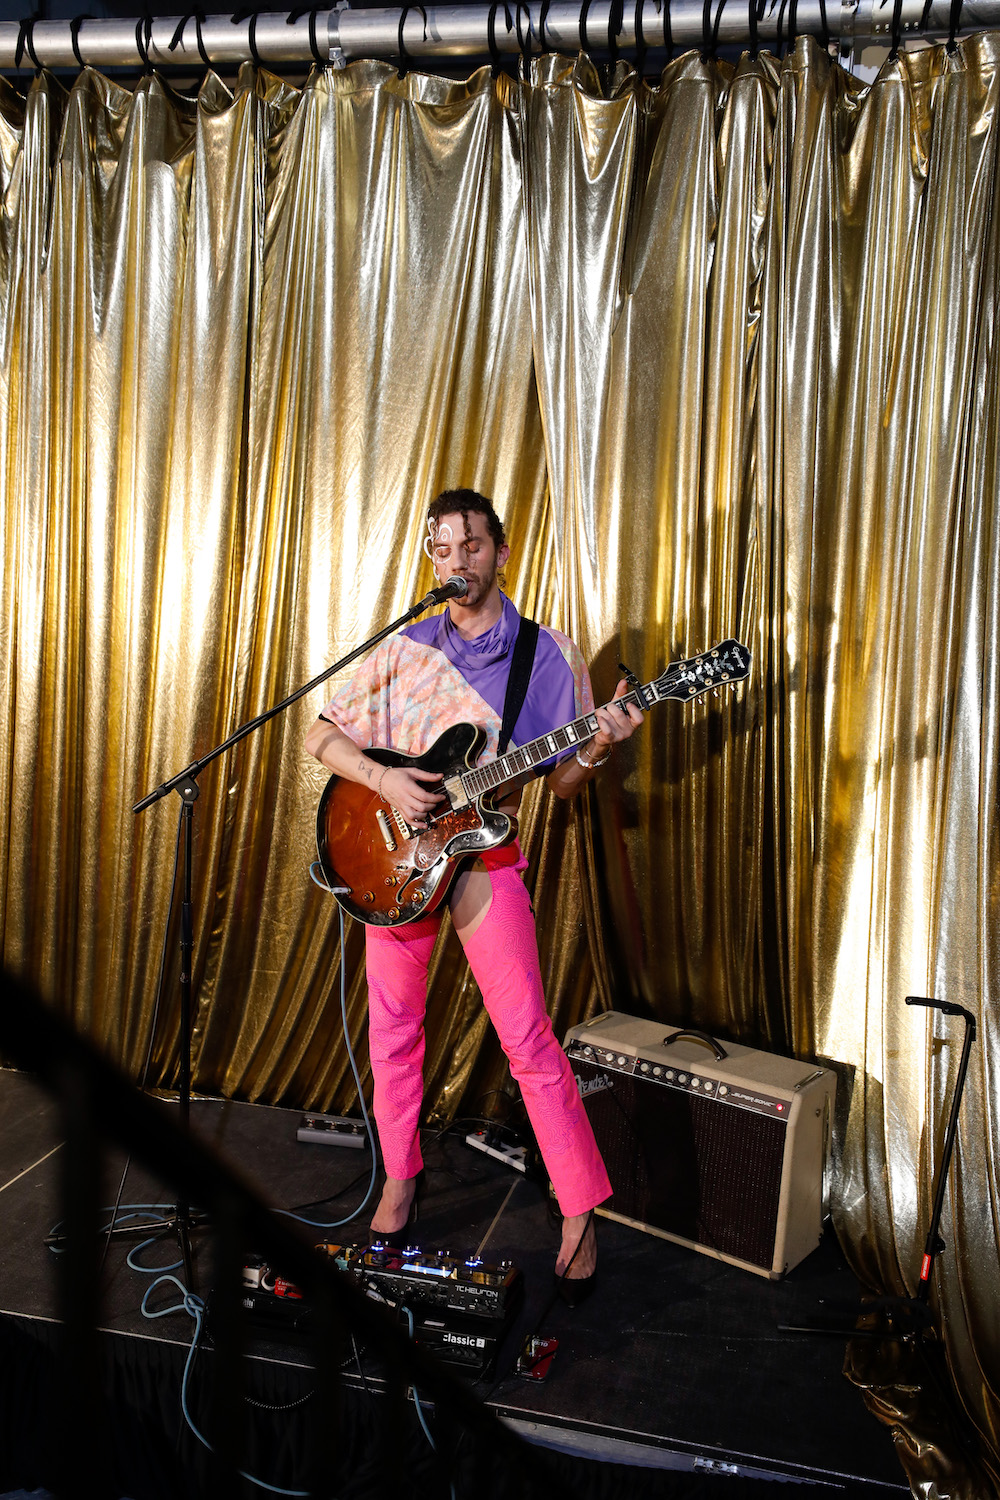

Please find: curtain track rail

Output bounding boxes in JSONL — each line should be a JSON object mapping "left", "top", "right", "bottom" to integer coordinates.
{"left": 0, "top": 1, "right": 992, "bottom": 74}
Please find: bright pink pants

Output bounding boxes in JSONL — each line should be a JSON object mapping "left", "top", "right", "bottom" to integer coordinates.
{"left": 364, "top": 859, "right": 611, "bottom": 1218}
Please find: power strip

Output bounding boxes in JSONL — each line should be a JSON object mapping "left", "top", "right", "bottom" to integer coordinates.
{"left": 465, "top": 1130, "right": 527, "bottom": 1173}
{"left": 297, "top": 1113, "right": 369, "bottom": 1149}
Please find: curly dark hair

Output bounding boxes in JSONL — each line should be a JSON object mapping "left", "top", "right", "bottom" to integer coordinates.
{"left": 427, "top": 489, "right": 506, "bottom": 549}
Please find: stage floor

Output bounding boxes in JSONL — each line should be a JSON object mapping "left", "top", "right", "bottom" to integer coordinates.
{"left": 0, "top": 1066, "right": 907, "bottom": 1495}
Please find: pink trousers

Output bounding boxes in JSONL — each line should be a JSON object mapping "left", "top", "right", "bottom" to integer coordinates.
{"left": 364, "top": 859, "right": 611, "bottom": 1218}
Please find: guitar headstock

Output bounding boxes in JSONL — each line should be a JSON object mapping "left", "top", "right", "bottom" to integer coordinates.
{"left": 650, "top": 640, "right": 752, "bottom": 703}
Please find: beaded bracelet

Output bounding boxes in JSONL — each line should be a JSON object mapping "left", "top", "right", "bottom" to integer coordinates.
{"left": 377, "top": 767, "right": 390, "bottom": 800}
{"left": 576, "top": 745, "right": 611, "bottom": 770}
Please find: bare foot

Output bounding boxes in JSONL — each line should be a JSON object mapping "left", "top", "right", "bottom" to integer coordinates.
{"left": 370, "top": 1175, "right": 418, "bottom": 1237}
{"left": 556, "top": 1211, "right": 597, "bottom": 1279}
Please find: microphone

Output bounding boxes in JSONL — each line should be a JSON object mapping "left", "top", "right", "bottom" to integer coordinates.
{"left": 414, "top": 576, "right": 469, "bottom": 609}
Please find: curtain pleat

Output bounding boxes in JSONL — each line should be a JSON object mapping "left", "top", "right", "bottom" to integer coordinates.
{"left": 1, "top": 41, "right": 999, "bottom": 1490}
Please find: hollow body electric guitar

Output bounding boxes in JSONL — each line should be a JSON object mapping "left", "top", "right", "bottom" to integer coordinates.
{"left": 315, "top": 639, "right": 751, "bottom": 927}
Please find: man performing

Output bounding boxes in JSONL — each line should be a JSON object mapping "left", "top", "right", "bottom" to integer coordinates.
{"left": 305, "top": 489, "right": 643, "bottom": 1293}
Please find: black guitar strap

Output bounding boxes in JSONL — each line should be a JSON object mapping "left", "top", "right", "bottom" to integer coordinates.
{"left": 499, "top": 617, "right": 540, "bottom": 755}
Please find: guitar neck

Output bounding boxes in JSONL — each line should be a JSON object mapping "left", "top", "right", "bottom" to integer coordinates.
{"left": 460, "top": 686, "right": 649, "bottom": 803}
{"left": 457, "top": 639, "right": 751, "bottom": 803}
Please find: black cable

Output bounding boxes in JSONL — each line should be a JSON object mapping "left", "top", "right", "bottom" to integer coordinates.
{"left": 888, "top": 0, "right": 904, "bottom": 61}
{"left": 946, "top": 0, "right": 963, "bottom": 52}
{"left": 663, "top": 0, "right": 674, "bottom": 60}
{"left": 787, "top": 0, "right": 799, "bottom": 52}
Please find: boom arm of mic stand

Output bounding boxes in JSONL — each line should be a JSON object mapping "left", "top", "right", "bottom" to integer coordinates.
{"left": 132, "top": 589, "right": 443, "bottom": 814}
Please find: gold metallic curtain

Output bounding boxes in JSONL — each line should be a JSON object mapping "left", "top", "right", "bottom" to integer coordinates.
{"left": 1, "top": 39, "right": 1000, "bottom": 1490}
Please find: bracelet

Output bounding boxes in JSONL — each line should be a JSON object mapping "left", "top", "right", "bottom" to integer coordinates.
{"left": 576, "top": 745, "right": 611, "bottom": 771}
{"left": 377, "top": 767, "right": 390, "bottom": 800}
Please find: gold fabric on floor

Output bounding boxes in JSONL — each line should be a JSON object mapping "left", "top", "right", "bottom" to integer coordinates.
{"left": 0, "top": 41, "right": 998, "bottom": 1489}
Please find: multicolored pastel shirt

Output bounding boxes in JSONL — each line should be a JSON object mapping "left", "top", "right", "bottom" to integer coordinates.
{"left": 322, "top": 594, "right": 593, "bottom": 767}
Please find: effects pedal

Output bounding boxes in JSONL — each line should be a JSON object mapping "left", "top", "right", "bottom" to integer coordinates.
{"left": 515, "top": 1334, "right": 558, "bottom": 1381}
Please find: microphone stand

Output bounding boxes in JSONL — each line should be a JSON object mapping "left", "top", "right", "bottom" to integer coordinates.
{"left": 47, "top": 583, "right": 460, "bottom": 1282}
{"left": 781, "top": 994, "right": 977, "bottom": 1343}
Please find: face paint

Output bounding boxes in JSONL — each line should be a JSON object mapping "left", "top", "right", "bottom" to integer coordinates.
{"left": 423, "top": 517, "right": 454, "bottom": 562}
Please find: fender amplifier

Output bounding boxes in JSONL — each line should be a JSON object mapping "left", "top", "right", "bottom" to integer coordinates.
{"left": 564, "top": 1011, "right": 835, "bottom": 1279}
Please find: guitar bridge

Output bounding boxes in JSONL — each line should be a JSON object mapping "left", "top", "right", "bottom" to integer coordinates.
{"left": 375, "top": 809, "right": 397, "bottom": 852}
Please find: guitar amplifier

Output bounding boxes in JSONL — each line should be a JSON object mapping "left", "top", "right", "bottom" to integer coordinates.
{"left": 564, "top": 1012, "right": 835, "bottom": 1279}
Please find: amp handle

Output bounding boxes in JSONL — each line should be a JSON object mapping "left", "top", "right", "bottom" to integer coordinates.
{"left": 662, "top": 1028, "right": 728, "bottom": 1060}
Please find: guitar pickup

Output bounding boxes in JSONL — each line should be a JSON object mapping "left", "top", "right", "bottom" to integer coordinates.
{"left": 442, "top": 776, "right": 468, "bottom": 810}
{"left": 375, "top": 809, "right": 397, "bottom": 852}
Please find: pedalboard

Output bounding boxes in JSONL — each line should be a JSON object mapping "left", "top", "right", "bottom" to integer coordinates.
{"left": 296, "top": 1112, "right": 369, "bottom": 1149}
{"left": 237, "top": 1244, "right": 522, "bottom": 1376}
{"left": 317, "top": 1242, "right": 523, "bottom": 1323}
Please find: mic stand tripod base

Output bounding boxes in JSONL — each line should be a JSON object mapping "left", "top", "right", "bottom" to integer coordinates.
{"left": 779, "top": 1295, "right": 936, "bottom": 1342}
{"left": 45, "top": 1206, "right": 211, "bottom": 1292}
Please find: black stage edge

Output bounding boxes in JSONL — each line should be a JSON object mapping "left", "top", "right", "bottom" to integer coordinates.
{"left": 0, "top": 1067, "right": 908, "bottom": 1499}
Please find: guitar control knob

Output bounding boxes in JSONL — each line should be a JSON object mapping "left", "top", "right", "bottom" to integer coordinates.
{"left": 388, "top": 906, "right": 399, "bottom": 919}
{"left": 413, "top": 890, "right": 424, "bottom": 903}
{"left": 384, "top": 876, "right": 397, "bottom": 886}
{"left": 363, "top": 892, "right": 374, "bottom": 902}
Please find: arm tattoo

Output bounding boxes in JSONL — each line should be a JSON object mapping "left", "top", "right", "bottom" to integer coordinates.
{"left": 359, "top": 758, "right": 373, "bottom": 782}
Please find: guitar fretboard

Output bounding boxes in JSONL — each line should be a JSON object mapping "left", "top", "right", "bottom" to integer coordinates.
{"left": 460, "top": 686, "right": 653, "bottom": 801}
{"left": 458, "top": 639, "right": 750, "bottom": 802}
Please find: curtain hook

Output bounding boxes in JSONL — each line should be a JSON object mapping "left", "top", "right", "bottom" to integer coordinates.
{"left": 579, "top": 0, "right": 594, "bottom": 56}
{"left": 514, "top": 1, "right": 533, "bottom": 69}
{"left": 288, "top": 7, "right": 328, "bottom": 67}
{"left": 946, "top": 0, "right": 962, "bottom": 52}
{"left": 539, "top": 0, "right": 552, "bottom": 52}
{"left": 487, "top": 2, "right": 511, "bottom": 75}
{"left": 663, "top": 0, "right": 674, "bottom": 60}
{"left": 135, "top": 13, "right": 154, "bottom": 73}
{"left": 634, "top": 0, "right": 647, "bottom": 74}
{"left": 608, "top": 0, "right": 625, "bottom": 62}
{"left": 888, "top": 0, "right": 904, "bottom": 60}
{"left": 396, "top": 4, "right": 427, "bottom": 78}
{"left": 231, "top": 8, "right": 264, "bottom": 68}
{"left": 817, "top": 0, "right": 830, "bottom": 48}
{"left": 70, "top": 14, "right": 93, "bottom": 71}
{"left": 15, "top": 15, "right": 43, "bottom": 75}
{"left": 787, "top": 0, "right": 798, "bottom": 51}
{"left": 169, "top": 12, "right": 212, "bottom": 72}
